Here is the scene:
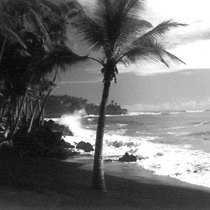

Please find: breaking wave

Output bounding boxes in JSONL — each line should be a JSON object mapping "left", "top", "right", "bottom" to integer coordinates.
{"left": 56, "top": 113, "right": 210, "bottom": 189}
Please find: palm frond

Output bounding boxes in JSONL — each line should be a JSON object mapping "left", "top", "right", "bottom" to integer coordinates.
{"left": 0, "top": 10, "right": 17, "bottom": 29}
{"left": 72, "top": 14, "right": 105, "bottom": 50}
{"left": 133, "top": 20, "right": 187, "bottom": 45}
{"left": 0, "top": 26, "right": 27, "bottom": 49}
{"left": 27, "top": 9, "right": 51, "bottom": 43}
{"left": 72, "top": 0, "right": 149, "bottom": 54}
{"left": 4, "top": 0, "right": 32, "bottom": 15}
{"left": 95, "top": 0, "right": 146, "bottom": 49}
{"left": 39, "top": 0, "right": 62, "bottom": 16}
{"left": 115, "top": 18, "right": 152, "bottom": 53}
{"left": 38, "top": 45, "right": 88, "bottom": 74}
{"left": 96, "top": 0, "right": 144, "bottom": 21}
{"left": 162, "top": 50, "right": 186, "bottom": 65}
{"left": 119, "top": 41, "right": 185, "bottom": 67}
{"left": 59, "top": 0, "right": 85, "bottom": 19}
{"left": 38, "top": 78, "right": 56, "bottom": 92}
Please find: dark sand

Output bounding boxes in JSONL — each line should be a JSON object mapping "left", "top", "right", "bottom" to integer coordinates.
{"left": 0, "top": 154, "right": 210, "bottom": 210}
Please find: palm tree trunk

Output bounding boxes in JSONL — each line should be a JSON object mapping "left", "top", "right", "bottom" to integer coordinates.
{"left": 1, "top": 101, "right": 7, "bottom": 119}
{"left": 0, "top": 38, "right": 6, "bottom": 63}
{"left": 25, "top": 96, "right": 29, "bottom": 122}
{"left": 37, "top": 90, "right": 51, "bottom": 124}
{"left": 37, "top": 71, "right": 58, "bottom": 123}
{"left": 7, "top": 77, "right": 32, "bottom": 144}
{"left": 92, "top": 79, "right": 111, "bottom": 192}
{"left": 27, "top": 99, "right": 39, "bottom": 133}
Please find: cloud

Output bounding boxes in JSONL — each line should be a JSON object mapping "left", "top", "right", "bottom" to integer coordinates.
{"left": 117, "top": 60, "right": 185, "bottom": 76}
{"left": 77, "top": 0, "right": 210, "bottom": 76}
{"left": 162, "top": 22, "right": 210, "bottom": 50}
{"left": 170, "top": 40, "right": 210, "bottom": 69}
{"left": 144, "top": 0, "right": 210, "bottom": 50}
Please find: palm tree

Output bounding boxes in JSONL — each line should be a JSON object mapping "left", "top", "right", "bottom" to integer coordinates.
{"left": 0, "top": 0, "right": 87, "bottom": 143}
{"left": 35, "top": 44, "right": 88, "bottom": 124}
{"left": 72, "top": 0, "right": 186, "bottom": 192}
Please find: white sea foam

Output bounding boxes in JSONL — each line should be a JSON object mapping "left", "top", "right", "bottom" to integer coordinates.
{"left": 186, "top": 110, "right": 206, "bottom": 113}
{"left": 138, "top": 143, "right": 210, "bottom": 188}
{"left": 116, "top": 123, "right": 128, "bottom": 127}
{"left": 58, "top": 114, "right": 84, "bottom": 136}
{"left": 128, "top": 112, "right": 162, "bottom": 116}
{"left": 167, "top": 131, "right": 190, "bottom": 136}
{"left": 57, "top": 114, "right": 210, "bottom": 189}
{"left": 55, "top": 113, "right": 96, "bottom": 154}
{"left": 127, "top": 112, "right": 140, "bottom": 116}
{"left": 193, "top": 122, "right": 205, "bottom": 127}
{"left": 128, "top": 110, "right": 208, "bottom": 116}
{"left": 139, "top": 112, "right": 163, "bottom": 116}
{"left": 169, "top": 111, "right": 181, "bottom": 115}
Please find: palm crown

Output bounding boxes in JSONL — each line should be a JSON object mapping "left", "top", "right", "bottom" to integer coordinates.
{"left": 73, "top": 0, "right": 186, "bottom": 79}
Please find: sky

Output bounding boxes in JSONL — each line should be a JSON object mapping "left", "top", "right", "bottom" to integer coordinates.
{"left": 53, "top": 0, "right": 210, "bottom": 111}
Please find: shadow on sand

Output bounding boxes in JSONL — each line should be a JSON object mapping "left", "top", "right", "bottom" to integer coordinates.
{"left": 0, "top": 154, "right": 210, "bottom": 210}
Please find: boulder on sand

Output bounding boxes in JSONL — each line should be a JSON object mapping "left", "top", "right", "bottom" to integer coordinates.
{"left": 118, "top": 152, "right": 137, "bottom": 162}
{"left": 76, "top": 141, "right": 94, "bottom": 152}
{"left": 60, "top": 139, "right": 75, "bottom": 149}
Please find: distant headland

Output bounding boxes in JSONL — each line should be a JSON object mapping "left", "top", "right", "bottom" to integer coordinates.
{"left": 45, "top": 95, "right": 128, "bottom": 118}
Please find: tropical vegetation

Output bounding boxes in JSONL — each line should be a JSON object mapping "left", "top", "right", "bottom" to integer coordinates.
{"left": 72, "top": 0, "right": 185, "bottom": 192}
{"left": 45, "top": 95, "right": 127, "bottom": 118}
{"left": 0, "top": 0, "right": 86, "bottom": 146}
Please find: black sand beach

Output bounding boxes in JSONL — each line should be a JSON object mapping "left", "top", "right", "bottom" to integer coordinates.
{"left": 0, "top": 155, "right": 210, "bottom": 210}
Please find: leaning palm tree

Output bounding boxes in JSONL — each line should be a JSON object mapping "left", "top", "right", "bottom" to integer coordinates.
{"left": 0, "top": 0, "right": 88, "bottom": 146}
{"left": 72, "top": 0, "right": 186, "bottom": 192}
{"left": 0, "top": 0, "right": 87, "bottom": 142}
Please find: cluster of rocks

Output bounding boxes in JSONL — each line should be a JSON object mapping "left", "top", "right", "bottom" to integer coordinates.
{"left": 104, "top": 153, "right": 139, "bottom": 163}
{"left": 76, "top": 141, "right": 94, "bottom": 152}
{"left": 12, "top": 123, "right": 73, "bottom": 159}
{"left": 12, "top": 122, "right": 95, "bottom": 159}
{"left": 118, "top": 152, "right": 137, "bottom": 162}
{"left": 0, "top": 117, "right": 96, "bottom": 159}
{"left": 44, "top": 120, "right": 73, "bottom": 136}
{"left": 0, "top": 118, "right": 144, "bottom": 164}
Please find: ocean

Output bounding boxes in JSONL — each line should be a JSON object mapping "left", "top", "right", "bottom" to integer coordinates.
{"left": 57, "top": 110, "right": 210, "bottom": 188}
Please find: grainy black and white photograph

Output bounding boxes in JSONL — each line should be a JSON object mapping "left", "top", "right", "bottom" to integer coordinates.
{"left": 1, "top": 0, "right": 210, "bottom": 209}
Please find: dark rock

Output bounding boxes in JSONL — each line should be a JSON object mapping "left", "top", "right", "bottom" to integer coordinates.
{"left": 13, "top": 124, "right": 76, "bottom": 159}
{"left": 60, "top": 139, "right": 75, "bottom": 148}
{"left": 111, "top": 140, "right": 123, "bottom": 148}
{"left": 44, "top": 120, "right": 73, "bottom": 136}
{"left": 76, "top": 141, "right": 94, "bottom": 152}
{"left": 175, "top": 172, "right": 181, "bottom": 176}
{"left": 156, "top": 152, "right": 164, "bottom": 157}
{"left": 138, "top": 155, "right": 146, "bottom": 160}
{"left": 68, "top": 151, "right": 80, "bottom": 156}
{"left": 118, "top": 152, "right": 137, "bottom": 162}
{"left": 0, "top": 141, "right": 13, "bottom": 153}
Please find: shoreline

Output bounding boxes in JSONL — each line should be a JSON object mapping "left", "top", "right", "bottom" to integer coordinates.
{"left": 68, "top": 157, "right": 210, "bottom": 192}
{"left": 1, "top": 155, "right": 210, "bottom": 209}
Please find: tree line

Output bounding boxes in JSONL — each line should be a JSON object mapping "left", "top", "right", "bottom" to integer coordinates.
{"left": 0, "top": 0, "right": 86, "bottom": 143}
{"left": 45, "top": 95, "right": 128, "bottom": 117}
